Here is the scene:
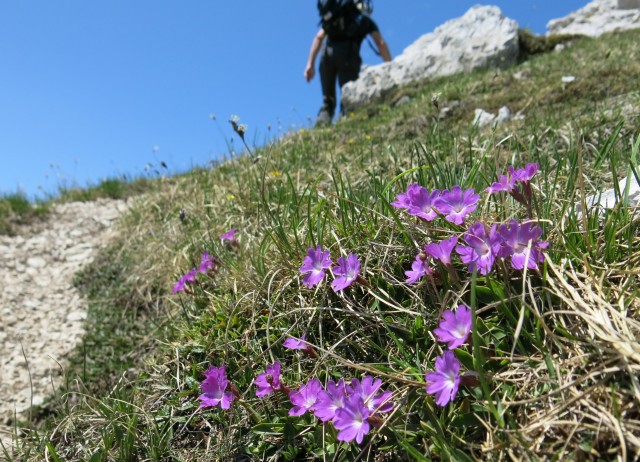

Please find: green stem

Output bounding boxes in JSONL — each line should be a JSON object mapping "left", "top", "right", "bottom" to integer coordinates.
{"left": 470, "top": 270, "right": 504, "bottom": 428}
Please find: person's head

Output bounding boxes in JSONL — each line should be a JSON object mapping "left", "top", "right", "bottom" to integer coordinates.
{"left": 355, "top": 0, "right": 373, "bottom": 16}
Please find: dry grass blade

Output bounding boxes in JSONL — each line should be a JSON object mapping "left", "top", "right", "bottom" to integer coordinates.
{"left": 503, "top": 256, "right": 640, "bottom": 460}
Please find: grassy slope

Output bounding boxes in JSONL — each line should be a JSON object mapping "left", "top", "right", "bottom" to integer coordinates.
{"left": 8, "top": 30, "right": 640, "bottom": 461}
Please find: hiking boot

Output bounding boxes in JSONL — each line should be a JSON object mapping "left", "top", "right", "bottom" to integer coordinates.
{"left": 315, "top": 109, "right": 333, "bottom": 127}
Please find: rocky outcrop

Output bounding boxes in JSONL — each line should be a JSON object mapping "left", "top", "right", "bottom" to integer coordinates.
{"left": 341, "top": 6, "right": 519, "bottom": 111}
{"left": 547, "top": 0, "right": 640, "bottom": 37}
{"left": 0, "top": 199, "right": 127, "bottom": 450}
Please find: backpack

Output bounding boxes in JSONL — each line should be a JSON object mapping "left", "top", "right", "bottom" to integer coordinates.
{"left": 317, "top": 0, "right": 372, "bottom": 40}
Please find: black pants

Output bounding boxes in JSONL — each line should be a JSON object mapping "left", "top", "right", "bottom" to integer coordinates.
{"left": 318, "top": 41, "right": 362, "bottom": 120}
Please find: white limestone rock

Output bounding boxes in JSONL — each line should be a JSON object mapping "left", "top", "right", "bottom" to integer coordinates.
{"left": 341, "top": 5, "right": 520, "bottom": 111}
{"left": 574, "top": 175, "right": 640, "bottom": 219}
{"left": 496, "top": 106, "right": 512, "bottom": 125}
{"left": 473, "top": 106, "right": 512, "bottom": 128}
{"left": 547, "top": 0, "right": 640, "bottom": 37}
{"left": 473, "top": 109, "right": 497, "bottom": 128}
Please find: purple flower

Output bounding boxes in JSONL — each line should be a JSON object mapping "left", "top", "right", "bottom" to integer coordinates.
{"left": 198, "top": 251, "right": 218, "bottom": 274}
{"left": 331, "top": 253, "right": 361, "bottom": 292}
{"left": 498, "top": 220, "right": 549, "bottom": 270}
{"left": 172, "top": 278, "right": 186, "bottom": 294}
{"left": 455, "top": 222, "right": 502, "bottom": 275}
{"left": 283, "top": 334, "right": 318, "bottom": 358}
{"left": 283, "top": 334, "right": 308, "bottom": 350}
{"left": 434, "top": 186, "right": 479, "bottom": 225}
{"left": 512, "top": 163, "right": 539, "bottom": 183}
{"left": 333, "top": 393, "right": 371, "bottom": 444}
{"left": 254, "top": 362, "right": 282, "bottom": 397}
{"left": 405, "top": 185, "right": 441, "bottom": 222}
{"left": 172, "top": 267, "right": 197, "bottom": 294}
{"left": 289, "top": 378, "right": 324, "bottom": 416}
{"left": 404, "top": 251, "right": 432, "bottom": 284}
{"left": 390, "top": 184, "right": 415, "bottom": 209}
{"left": 219, "top": 228, "right": 237, "bottom": 241}
{"left": 486, "top": 174, "right": 516, "bottom": 194}
{"left": 198, "top": 364, "right": 235, "bottom": 410}
{"left": 283, "top": 334, "right": 307, "bottom": 350}
{"left": 348, "top": 376, "right": 394, "bottom": 415}
{"left": 487, "top": 164, "right": 539, "bottom": 193}
{"left": 299, "top": 246, "right": 332, "bottom": 288}
{"left": 314, "top": 379, "right": 346, "bottom": 422}
{"left": 426, "top": 351, "right": 461, "bottom": 407}
{"left": 424, "top": 236, "right": 458, "bottom": 266}
{"left": 433, "top": 305, "right": 472, "bottom": 349}
{"left": 486, "top": 163, "right": 540, "bottom": 208}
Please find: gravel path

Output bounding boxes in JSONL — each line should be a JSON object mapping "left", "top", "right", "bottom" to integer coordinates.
{"left": 0, "top": 199, "right": 127, "bottom": 452}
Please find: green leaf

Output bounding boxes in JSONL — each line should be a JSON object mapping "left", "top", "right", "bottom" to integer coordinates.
{"left": 45, "top": 443, "right": 63, "bottom": 462}
{"left": 454, "top": 349, "right": 474, "bottom": 371}
{"left": 251, "top": 422, "right": 285, "bottom": 435}
{"left": 397, "top": 438, "right": 430, "bottom": 462}
{"left": 450, "top": 412, "right": 480, "bottom": 428}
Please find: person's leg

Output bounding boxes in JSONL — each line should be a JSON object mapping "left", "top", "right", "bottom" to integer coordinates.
{"left": 317, "top": 46, "right": 338, "bottom": 126}
{"left": 336, "top": 43, "right": 362, "bottom": 117}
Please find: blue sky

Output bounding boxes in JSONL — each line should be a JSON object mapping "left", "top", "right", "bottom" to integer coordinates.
{"left": 1, "top": 1, "right": 588, "bottom": 199}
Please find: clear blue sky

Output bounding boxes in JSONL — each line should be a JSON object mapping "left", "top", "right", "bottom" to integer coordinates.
{"left": 1, "top": 1, "right": 588, "bottom": 199}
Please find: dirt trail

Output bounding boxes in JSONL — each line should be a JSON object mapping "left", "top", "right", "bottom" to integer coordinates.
{"left": 0, "top": 199, "right": 127, "bottom": 454}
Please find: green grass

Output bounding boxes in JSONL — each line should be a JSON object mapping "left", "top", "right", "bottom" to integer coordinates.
{"left": 56, "top": 175, "right": 156, "bottom": 202}
{"left": 0, "top": 193, "right": 49, "bottom": 235}
{"left": 6, "top": 28, "right": 640, "bottom": 461}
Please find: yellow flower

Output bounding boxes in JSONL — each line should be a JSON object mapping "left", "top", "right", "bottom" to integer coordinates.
{"left": 226, "top": 194, "right": 235, "bottom": 200}
{"left": 271, "top": 170, "right": 282, "bottom": 177}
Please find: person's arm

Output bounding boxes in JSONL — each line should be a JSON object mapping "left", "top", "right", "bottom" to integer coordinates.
{"left": 370, "top": 30, "right": 391, "bottom": 62}
{"left": 304, "top": 28, "right": 327, "bottom": 82}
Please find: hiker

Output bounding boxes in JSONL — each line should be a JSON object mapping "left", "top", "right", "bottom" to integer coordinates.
{"left": 304, "top": 0, "right": 391, "bottom": 126}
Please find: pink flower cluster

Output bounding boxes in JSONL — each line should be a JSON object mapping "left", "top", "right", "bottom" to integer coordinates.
{"left": 392, "top": 184, "right": 480, "bottom": 226}
{"left": 406, "top": 219, "right": 548, "bottom": 281}
{"left": 299, "top": 246, "right": 363, "bottom": 292}
{"left": 198, "top": 303, "right": 471, "bottom": 430}
{"left": 293, "top": 376, "right": 394, "bottom": 444}
{"left": 198, "top": 354, "right": 394, "bottom": 444}
{"left": 485, "top": 163, "right": 539, "bottom": 203}
{"left": 394, "top": 165, "right": 548, "bottom": 281}
{"left": 190, "top": 164, "right": 550, "bottom": 446}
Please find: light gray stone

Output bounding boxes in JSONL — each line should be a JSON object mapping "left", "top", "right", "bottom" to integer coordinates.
{"left": 473, "top": 106, "right": 513, "bottom": 128}
{"left": 496, "top": 106, "right": 512, "bottom": 125}
{"left": 548, "top": 0, "right": 640, "bottom": 37}
{"left": 26, "top": 257, "right": 46, "bottom": 269}
{"left": 473, "top": 109, "right": 497, "bottom": 128}
{"left": 66, "top": 310, "right": 87, "bottom": 322}
{"left": 341, "top": 5, "right": 520, "bottom": 111}
{"left": 619, "top": 0, "right": 640, "bottom": 9}
{"left": 394, "top": 95, "right": 412, "bottom": 107}
{"left": 513, "top": 70, "right": 531, "bottom": 80}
